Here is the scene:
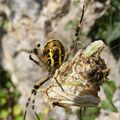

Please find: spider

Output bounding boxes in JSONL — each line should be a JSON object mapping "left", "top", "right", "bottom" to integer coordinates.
{"left": 24, "top": 5, "right": 85, "bottom": 120}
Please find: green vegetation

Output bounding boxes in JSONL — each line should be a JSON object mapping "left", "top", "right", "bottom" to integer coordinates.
{"left": 0, "top": 66, "right": 23, "bottom": 120}
{"left": 100, "top": 80, "right": 118, "bottom": 112}
{"left": 0, "top": 12, "right": 8, "bottom": 38}
{"left": 88, "top": 0, "right": 120, "bottom": 44}
{"left": 83, "top": 107, "right": 100, "bottom": 120}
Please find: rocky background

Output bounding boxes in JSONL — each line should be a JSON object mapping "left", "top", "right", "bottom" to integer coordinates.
{"left": 0, "top": 0, "right": 120, "bottom": 120}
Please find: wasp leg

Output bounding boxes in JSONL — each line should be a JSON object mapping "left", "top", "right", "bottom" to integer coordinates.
{"left": 24, "top": 76, "right": 50, "bottom": 120}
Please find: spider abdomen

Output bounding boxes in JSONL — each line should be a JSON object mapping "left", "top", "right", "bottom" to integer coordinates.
{"left": 43, "top": 39, "right": 65, "bottom": 70}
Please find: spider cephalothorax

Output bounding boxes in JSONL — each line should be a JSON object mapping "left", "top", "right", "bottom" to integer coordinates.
{"left": 24, "top": 5, "right": 85, "bottom": 120}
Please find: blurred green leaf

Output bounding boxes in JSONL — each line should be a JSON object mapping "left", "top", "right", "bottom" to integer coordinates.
{"left": 0, "top": 66, "right": 23, "bottom": 119}
{"left": 37, "top": 113, "right": 43, "bottom": 120}
{"left": 65, "top": 19, "right": 77, "bottom": 30}
{"left": 0, "top": 90, "right": 7, "bottom": 98}
{"left": 102, "top": 80, "right": 116, "bottom": 101}
{"left": 49, "top": 118, "right": 56, "bottom": 120}
{"left": 100, "top": 100, "right": 117, "bottom": 112}
{"left": 111, "top": 0, "right": 120, "bottom": 8}
{"left": 83, "top": 107, "right": 99, "bottom": 120}
{"left": 73, "top": 0, "right": 80, "bottom": 7}
{"left": 88, "top": 0, "right": 120, "bottom": 44}
{"left": 0, "top": 109, "right": 9, "bottom": 119}
{"left": 106, "top": 23, "right": 120, "bottom": 44}
{"left": 14, "top": 115, "right": 23, "bottom": 120}
{"left": 0, "top": 98, "right": 7, "bottom": 106}
{"left": 102, "top": 80, "right": 118, "bottom": 112}
{"left": 13, "top": 104, "right": 22, "bottom": 116}
{"left": 6, "top": 81, "right": 13, "bottom": 88}
{"left": 0, "top": 19, "right": 8, "bottom": 29}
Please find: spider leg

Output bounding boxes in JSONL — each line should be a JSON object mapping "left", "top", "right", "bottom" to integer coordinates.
{"left": 64, "top": 5, "right": 85, "bottom": 61}
{"left": 29, "top": 43, "right": 48, "bottom": 70}
{"left": 24, "top": 76, "right": 50, "bottom": 120}
{"left": 71, "top": 5, "right": 85, "bottom": 53}
{"left": 73, "top": 5, "right": 85, "bottom": 43}
{"left": 29, "top": 54, "right": 42, "bottom": 66}
{"left": 33, "top": 43, "right": 41, "bottom": 56}
{"left": 29, "top": 43, "right": 43, "bottom": 67}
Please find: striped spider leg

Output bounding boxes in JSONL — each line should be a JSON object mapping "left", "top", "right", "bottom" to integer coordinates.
{"left": 65, "top": 5, "right": 85, "bottom": 61}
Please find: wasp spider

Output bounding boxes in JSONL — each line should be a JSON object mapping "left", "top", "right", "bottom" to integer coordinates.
{"left": 24, "top": 5, "right": 85, "bottom": 120}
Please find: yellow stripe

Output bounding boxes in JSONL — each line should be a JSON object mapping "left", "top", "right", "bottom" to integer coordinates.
{"left": 58, "top": 47, "right": 62, "bottom": 65}
{"left": 49, "top": 49, "right": 54, "bottom": 67}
